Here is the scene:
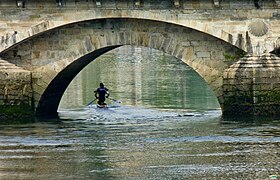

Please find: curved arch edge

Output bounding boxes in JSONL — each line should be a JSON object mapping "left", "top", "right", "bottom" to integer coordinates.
{"left": 35, "top": 45, "right": 121, "bottom": 117}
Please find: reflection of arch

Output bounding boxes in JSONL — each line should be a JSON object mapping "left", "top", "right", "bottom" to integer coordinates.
{"left": 0, "top": 18, "right": 242, "bottom": 117}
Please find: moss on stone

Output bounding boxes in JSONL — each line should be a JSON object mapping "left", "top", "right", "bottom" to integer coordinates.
{"left": 254, "top": 90, "right": 280, "bottom": 102}
{"left": 224, "top": 50, "right": 246, "bottom": 61}
{"left": 0, "top": 104, "right": 34, "bottom": 121}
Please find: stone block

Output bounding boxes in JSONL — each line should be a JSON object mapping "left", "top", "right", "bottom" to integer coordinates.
{"left": 181, "top": 41, "right": 190, "bottom": 47}
{"left": 197, "top": 51, "right": 210, "bottom": 58}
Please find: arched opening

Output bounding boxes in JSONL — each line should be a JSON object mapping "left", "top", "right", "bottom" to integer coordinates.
{"left": 59, "top": 46, "right": 220, "bottom": 116}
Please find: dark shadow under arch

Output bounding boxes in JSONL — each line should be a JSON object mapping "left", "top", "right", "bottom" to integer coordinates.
{"left": 271, "top": 47, "right": 280, "bottom": 57}
{"left": 35, "top": 45, "right": 121, "bottom": 117}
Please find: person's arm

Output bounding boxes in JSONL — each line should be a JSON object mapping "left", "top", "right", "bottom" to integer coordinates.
{"left": 94, "top": 90, "right": 98, "bottom": 98}
{"left": 105, "top": 88, "right": 110, "bottom": 98}
{"left": 106, "top": 91, "right": 110, "bottom": 98}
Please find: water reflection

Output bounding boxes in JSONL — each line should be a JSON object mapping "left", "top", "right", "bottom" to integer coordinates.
{"left": 0, "top": 47, "right": 279, "bottom": 179}
{"left": 0, "top": 112, "right": 279, "bottom": 179}
{"left": 59, "top": 46, "right": 219, "bottom": 111}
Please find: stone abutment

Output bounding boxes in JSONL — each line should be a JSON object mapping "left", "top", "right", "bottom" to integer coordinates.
{"left": 222, "top": 53, "right": 280, "bottom": 117}
{"left": 0, "top": 59, "right": 33, "bottom": 119}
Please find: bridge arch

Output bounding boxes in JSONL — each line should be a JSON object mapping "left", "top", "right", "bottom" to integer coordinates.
{"left": 0, "top": 9, "right": 244, "bottom": 53}
{"left": 0, "top": 18, "right": 242, "bottom": 117}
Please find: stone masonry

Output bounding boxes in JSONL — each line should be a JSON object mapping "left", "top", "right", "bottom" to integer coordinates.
{"left": 0, "top": 59, "right": 32, "bottom": 119}
{"left": 0, "top": 0, "right": 280, "bottom": 118}
{"left": 223, "top": 53, "right": 280, "bottom": 116}
{"left": 0, "top": 19, "right": 241, "bottom": 116}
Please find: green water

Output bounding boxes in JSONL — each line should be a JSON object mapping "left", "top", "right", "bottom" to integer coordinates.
{"left": 0, "top": 46, "right": 279, "bottom": 179}
{"left": 60, "top": 46, "right": 219, "bottom": 111}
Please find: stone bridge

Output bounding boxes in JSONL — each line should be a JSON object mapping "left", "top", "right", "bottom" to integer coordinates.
{"left": 1, "top": 0, "right": 280, "bottom": 118}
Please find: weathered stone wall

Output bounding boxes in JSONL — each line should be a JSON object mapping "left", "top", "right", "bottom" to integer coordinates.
{"left": 222, "top": 53, "right": 280, "bottom": 116}
{"left": 0, "top": 19, "right": 241, "bottom": 116}
{"left": 0, "top": 59, "right": 33, "bottom": 119}
{"left": 0, "top": 0, "right": 279, "bottom": 56}
{"left": 0, "top": 0, "right": 280, "bottom": 117}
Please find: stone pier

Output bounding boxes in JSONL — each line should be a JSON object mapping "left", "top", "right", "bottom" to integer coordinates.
{"left": 222, "top": 53, "right": 280, "bottom": 117}
{"left": 0, "top": 59, "right": 33, "bottom": 119}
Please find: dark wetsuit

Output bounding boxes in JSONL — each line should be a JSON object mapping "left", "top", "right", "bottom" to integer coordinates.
{"left": 95, "top": 87, "right": 109, "bottom": 105}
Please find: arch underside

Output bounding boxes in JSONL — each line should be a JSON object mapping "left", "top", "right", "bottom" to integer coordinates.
{"left": 272, "top": 47, "right": 280, "bottom": 57}
{"left": 0, "top": 18, "right": 242, "bottom": 117}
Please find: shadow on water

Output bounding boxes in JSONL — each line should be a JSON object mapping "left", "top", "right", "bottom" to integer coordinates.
{"left": 221, "top": 115, "right": 280, "bottom": 125}
{"left": 219, "top": 115, "right": 280, "bottom": 139}
{"left": 0, "top": 118, "right": 35, "bottom": 125}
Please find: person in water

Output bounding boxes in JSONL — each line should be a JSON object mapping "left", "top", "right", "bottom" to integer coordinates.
{"left": 94, "top": 83, "right": 110, "bottom": 105}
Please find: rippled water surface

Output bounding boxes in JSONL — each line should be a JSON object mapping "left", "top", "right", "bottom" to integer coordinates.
{"left": 0, "top": 47, "right": 279, "bottom": 179}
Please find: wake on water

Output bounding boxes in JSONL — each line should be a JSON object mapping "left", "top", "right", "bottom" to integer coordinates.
{"left": 58, "top": 103, "right": 221, "bottom": 123}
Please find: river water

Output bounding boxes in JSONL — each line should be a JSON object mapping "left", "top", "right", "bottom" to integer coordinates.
{"left": 0, "top": 46, "right": 279, "bottom": 179}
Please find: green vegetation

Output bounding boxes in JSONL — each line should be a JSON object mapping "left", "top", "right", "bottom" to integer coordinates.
{"left": 255, "top": 91, "right": 280, "bottom": 102}
{"left": 0, "top": 104, "right": 34, "bottom": 124}
{"left": 224, "top": 50, "right": 246, "bottom": 61}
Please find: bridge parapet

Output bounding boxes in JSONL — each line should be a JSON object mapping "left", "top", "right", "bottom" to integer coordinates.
{"left": 0, "top": 0, "right": 279, "bottom": 10}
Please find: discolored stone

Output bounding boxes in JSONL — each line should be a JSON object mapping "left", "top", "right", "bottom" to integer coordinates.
{"left": 222, "top": 53, "right": 280, "bottom": 117}
{"left": 0, "top": 59, "right": 33, "bottom": 120}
